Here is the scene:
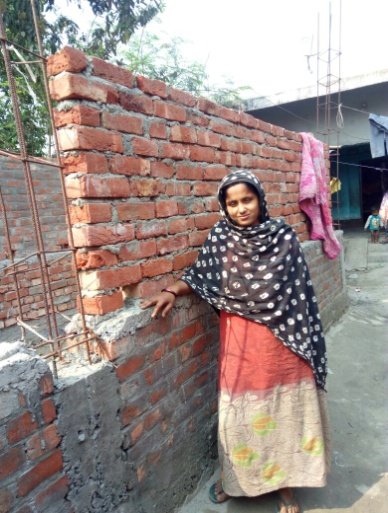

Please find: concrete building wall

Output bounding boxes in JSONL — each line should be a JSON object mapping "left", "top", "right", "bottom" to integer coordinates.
{"left": 246, "top": 82, "right": 388, "bottom": 147}
{"left": 0, "top": 46, "right": 348, "bottom": 513}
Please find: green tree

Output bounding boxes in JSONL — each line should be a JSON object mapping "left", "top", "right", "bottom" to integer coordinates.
{"left": 122, "top": 31, "right": 251, "bottom": 109}
{"left": 0, "top": 0, "right": 163, "bottom": 155}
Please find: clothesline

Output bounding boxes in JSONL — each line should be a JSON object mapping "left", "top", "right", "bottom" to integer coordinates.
{"left": 334, "top": 160, "right": 388, "bottom": 172}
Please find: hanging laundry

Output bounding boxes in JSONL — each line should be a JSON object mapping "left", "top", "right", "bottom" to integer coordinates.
{"left": 329, "top": 177, "right": 341, "bottom": 194}
{"left": 369, "top": 113, "right": 388, "bottom": 158}
{"left": 299, "top": 132, "right": 341, "bottom": 260}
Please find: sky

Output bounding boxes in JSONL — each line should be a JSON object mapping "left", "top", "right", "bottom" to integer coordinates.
{"left": 141, "top": 0, "right": 388, "bottom": 98}
{"left": 55, "top": 0, "right": 388, "bottom": 99}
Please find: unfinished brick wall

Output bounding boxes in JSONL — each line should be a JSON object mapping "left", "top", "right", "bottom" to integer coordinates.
{"left": 0, "top": 157, "right": 77, "bottom": 328}
{"left": 0, "top": 47, "right": 347, "bottom": 513}
{"left": 47, "top": 47, "right": 314, "bottom": 318}
{"left": 0, "top": 344, "right": 70, "bottom": 513}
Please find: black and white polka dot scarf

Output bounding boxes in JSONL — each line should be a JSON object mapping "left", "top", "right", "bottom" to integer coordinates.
{"left": 181, "top": 170, "right": 327, "bottom": 389}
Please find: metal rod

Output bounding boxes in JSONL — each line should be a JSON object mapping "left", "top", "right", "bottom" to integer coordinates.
{"left": 0, "top": 13, "right": 59, "bottom": 340}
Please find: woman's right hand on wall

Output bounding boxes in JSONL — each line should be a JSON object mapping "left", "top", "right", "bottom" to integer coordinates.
{"left": 140, "top": 291, "right": 176, "bottom": 319}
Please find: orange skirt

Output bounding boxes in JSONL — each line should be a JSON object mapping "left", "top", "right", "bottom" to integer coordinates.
{"left": 218, "top": 311, "right": 331, "bottom": 497}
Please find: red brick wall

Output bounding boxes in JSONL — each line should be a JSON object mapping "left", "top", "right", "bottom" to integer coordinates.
{"left": 0, "top": 352, "right": 70, "bottom": 513}
{"left": 47, "top": 46, "right": 312, "bottom": 317}
{"left": 0, "top": 157, "right": 77, "bottom": 329}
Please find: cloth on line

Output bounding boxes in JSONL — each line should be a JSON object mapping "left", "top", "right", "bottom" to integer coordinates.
{"left": 379, "top": 191, "right": 388, "bottom": 228}
{"left": 369, "top": 113, "right": 388, "bottom": 158}
{"left": 299, "top": 132, "right": 341, "bottom": 260}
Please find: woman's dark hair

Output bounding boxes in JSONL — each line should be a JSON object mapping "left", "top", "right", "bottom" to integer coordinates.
{"left": 220, "top": 181, "right": 266, "bottom": 223}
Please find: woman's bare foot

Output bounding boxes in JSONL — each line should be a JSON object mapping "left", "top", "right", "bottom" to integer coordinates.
{"left": 277, "top": 487, "right": 300, "bottom": 513}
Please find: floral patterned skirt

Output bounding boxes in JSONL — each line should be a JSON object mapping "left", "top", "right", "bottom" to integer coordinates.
{"left": 218, "top": 311, "right": 331, "bottom": 497}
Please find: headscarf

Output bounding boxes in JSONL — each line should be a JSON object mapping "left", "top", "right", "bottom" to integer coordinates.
{"left": 181, "top": 170, "right": 328, "bottom": 389}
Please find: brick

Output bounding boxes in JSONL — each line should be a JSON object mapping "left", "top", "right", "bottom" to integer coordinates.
{"left": 58, "top": 126, "right": 123, "bottom": 153}
{"left": 209, "top": 119, "right": 235, "bottom": 136}
{"left": 167, "top": 218, "right": 189, "bottom": 235}
{"left": 203, "top": 165, "right": 228, "bottom": 180}
{"left": 76, "top": 249, "right": 118, "bottom": 270}
{"left": 81, "top": 291, "right": 124, "bottom": 315}
{"left": 159, "top": 142, "right": 190, "bottom": 160}
{"left": 26, "top": 425, "right": 61, "bottom": 460}
{"left": 132, "top": 136, "right": 158, "bottom": 157}
{"left": 41, "top": 398, "right": 56, "bottom": 424}
{"left": 154, "top": 101, "right": 186, "bottom": 122}
{"left": 0, "top": 447, "right": 25, "bottom": 480}
{"left": 149, "top": 387, "right": 167, "bottom": 404}
{"left": 189, "top": 230, "right": 209, "bottom": 247}
{"left": 0, "top": 488, "right": 12, "bottom": 513}
{"left": 102, "top": 112, "right": 143, "bottom": 134}
{"left": 190, "top": 145, "right": 216, "bottom": 162}
{"left": 144, "top": 408, "right": 162, "bottom": 430}
{"left": 35, "top": 475, "right": 69, "bottom": 512}
{"left": 239, "top": 111, "right": 260, "bottom": 128}
{"left": 79, "top": 265, "right": 141, "bottom": 290}
{"left": 170, "top": 125, "right": 197, "bottom": 144}
{"left": 175, "top": 361, "right": 199, "bottom": 386}
{"left": 116, "top": 355, "right": 145, "bottom": 382}
{"left": 69, "top": 203, "right": 112, "bottom": 224}
{"left": 65, "top": 175, "right": 130, "bottom": 198}
{"left": 136, "top": 221, "right": 167, "bottom": 240}
{"left": 168, "top": 87, "right": 197, "bottom": 107}
{"left": 169, "top": 322, "right": 199, "bottom": 350}
{"left": 120, "top": 405, "right": 143, "bottom": 427}
{"left": 49, "top": 73, "right": 118, "bottom": 103}
{"left": 119, "top": 240, "right": 156, "bottom": 261}
{"left": 173, "top": 250, "right": 198, "bottom": 270}
{"left": 157, "top": 235, "right": 188, "bottom": 255}
{"left": 176, "top": 164, "right": 202, "bottom": 180}
{"left": 188, "top": 111, "right": 210, "bottom": 127}
{"left": 131, "top": 422, "right": 145, "bottom": 444}
{"left": 130, "top": 275, "right": 172, "bottom": 299}
{"left": 149, "top": 121, "right": 167, "bottom": 139}
{"left": 53, "top": 105, "right": 100, "bottom": 128}
{"left": 193, "top": 181, "right": 218, "bottom": 196}
{"left": 46, "top": 46, "right": 88, "bottom": 76}
{"left": 39, "top": 373, "right": 54, "bottom": 397}
{"left": 119, "top": 91, "right": 154, "bottom": 115}
{"left": 7, "top": 411, "right": 38, "bottom": 444}
{"left": 61, "top": 152, "right": 108, "bottom": 174}
{"left": 116, "top": 201, "right": 155, "bottom": 221}
{"left": 150, "top": 161, "right": 174, "bottom": 178}
{"left": 109, "top": 155, "right": 150, "bottom": 176}
{"left": 197, "top": 131, "right": 221, "bottom": 148}
{"left": 142, "top": 258, "right": 173, "bottom": 278}
{"left": 165, "top": 181, "right": 191, "bottom": 196}
{"left": 194, "top": 213, "right": 220, "bottom": 230}
{"left": 129, "top": 178, "right": 159, "bottom": 197}
{"left": 92, "top": 57, "right": 135, "bottom": 88}
{"left": 17, "top": 449, "right": 63, "bottom": 497}
{"left": 155, "top": 200, "right": 178, "bottom": 218}
{"left": 137, "top": 76, "right": 167, "bottom": 97}
{"left": 218, "top": 150, "right": 237, "bottom": 166}
{"left": 72, "top": 224, "right": 135, "bottom": 247}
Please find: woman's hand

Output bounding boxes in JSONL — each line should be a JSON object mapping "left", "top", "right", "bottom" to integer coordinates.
{"left": 140, "top": 291, "right": 176, "bottom": 319}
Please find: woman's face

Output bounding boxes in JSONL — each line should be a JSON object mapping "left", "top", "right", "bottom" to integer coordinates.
{"left": 224, "top": 183, "right": 260, "bottom": 227}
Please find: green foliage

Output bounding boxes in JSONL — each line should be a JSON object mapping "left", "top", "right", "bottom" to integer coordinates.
{"left": 0, "top": 0, "right": 163, "bottom": 155}
{"left": 122, "top": 32, "right": 251, "bottom": 109}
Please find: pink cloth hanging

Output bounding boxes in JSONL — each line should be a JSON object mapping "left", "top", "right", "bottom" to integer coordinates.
{"left": 299, "top": 132, "right": 341, "bottom": 259}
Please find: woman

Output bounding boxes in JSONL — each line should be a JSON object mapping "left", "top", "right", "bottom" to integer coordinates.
{"left": 141, "top": 170, "right": 331, "bottom": 513}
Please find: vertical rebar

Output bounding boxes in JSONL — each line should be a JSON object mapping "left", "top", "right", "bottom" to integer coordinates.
{"left": 0, "top": 12, "right": 58, "bottom": 340}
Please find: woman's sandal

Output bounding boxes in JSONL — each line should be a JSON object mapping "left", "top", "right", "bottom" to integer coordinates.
{"left": 208, "top": 481, "right": 230, "bottom": 504}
